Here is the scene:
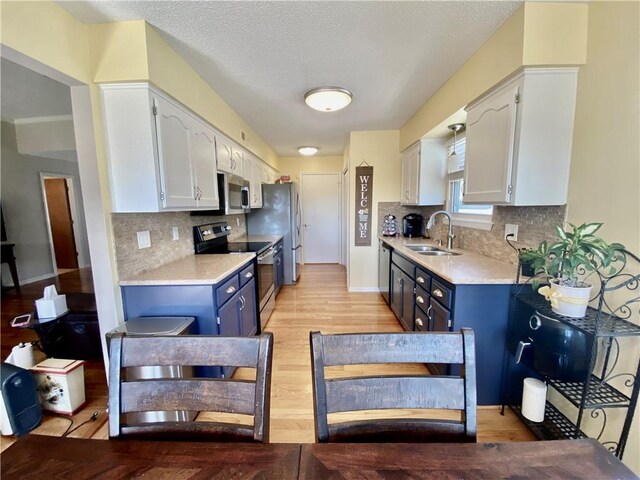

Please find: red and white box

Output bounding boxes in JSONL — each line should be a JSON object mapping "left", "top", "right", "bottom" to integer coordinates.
{"left": 31, "top": 359, "right": 86, "bottom": 415}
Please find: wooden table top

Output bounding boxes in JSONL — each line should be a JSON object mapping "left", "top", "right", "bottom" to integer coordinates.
{"left": 2, "top": 435, "right": 636, "bottom": 479}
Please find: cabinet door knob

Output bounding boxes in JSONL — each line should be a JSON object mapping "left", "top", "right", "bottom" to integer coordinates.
{"left": 415, "top": 318, "right": 424, "bottom": 327}
{"left": 417, "top": 276, "right": 425, "bottom": 284}
{"left": 226, "top": 285, "right": 236, "bottom": 294}
{"left": 433, "top": 288, "right": 444, "bottom": 298}
{"left": 244, "top": 271, "right": 253, "bottom": 278}
{"left": 529, "top": 315, "right": 542, "bottom": 330}
{"left": 416, "top": 295, "right": 425, "bottom": 304}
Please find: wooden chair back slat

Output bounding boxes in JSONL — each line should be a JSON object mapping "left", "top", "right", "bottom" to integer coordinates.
{"left": 310, "top": 329, "right": 477, "bottom": 443}
{"left": 326, "top": 376, "right": 465, "bottom": 413}
{"left": 120, "top": 379, "right": 256, "bottom": 414}
{"left": 120, "top": 336, "right": 260, "bottom": 368}
{"left": 320, "top": 333, "right": 464, "bottom": 366}
{"left": 108, "top": 332, "right": 273, "bottom": 443}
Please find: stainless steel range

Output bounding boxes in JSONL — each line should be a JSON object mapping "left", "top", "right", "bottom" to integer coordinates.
{"left": 194, "top": 222, "right": 275, "bottom": 331}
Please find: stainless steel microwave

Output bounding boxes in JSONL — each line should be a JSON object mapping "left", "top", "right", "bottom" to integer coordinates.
{"left": 191, "top": 173, "right": 250, "bottom": 216}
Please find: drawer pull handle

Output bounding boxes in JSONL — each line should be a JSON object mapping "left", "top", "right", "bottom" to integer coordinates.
{"left": 244, "top": 272, "right": 253, "bottom": 278}
{"left": 417, "top": 276, "right": 425, "bottom": 284}
{"left": 226, "top": 286, "right": 237, "bottom": 294}
{"left": 427, "top": 305, "right": 433, "bottom": 320}
{"left": 433, "top": 288, "right": 444, "bottom": 298}
{"left": 416, "top": 296, "right": 425, "bottom": 304}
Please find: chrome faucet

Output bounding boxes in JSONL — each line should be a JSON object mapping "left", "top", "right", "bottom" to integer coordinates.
{"left": 426, "top": 210, "right": 455, "bottom": 249}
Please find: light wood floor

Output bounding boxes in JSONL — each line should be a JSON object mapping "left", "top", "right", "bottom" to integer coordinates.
{"left": 1, "top": 264, "right": 533, "bottom": 451}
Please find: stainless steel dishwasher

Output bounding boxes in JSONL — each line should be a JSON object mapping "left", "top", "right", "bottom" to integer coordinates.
{"left": 108, "top": 316, "right": 195, "bottom": 423}
{"left": 379, "top": 241, "right": 391, "bottom": 304}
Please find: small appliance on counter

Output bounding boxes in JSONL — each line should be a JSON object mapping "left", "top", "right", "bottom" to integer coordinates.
{"left": 382, "top": 215, "right": 397, "bottom": 236}
{"left": 403, "top": 213, "right": 423, "bottom": 238}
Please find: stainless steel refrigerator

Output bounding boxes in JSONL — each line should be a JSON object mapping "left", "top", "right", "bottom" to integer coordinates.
{"left": 247, "top": 183, "right": 301, "bottom": 284}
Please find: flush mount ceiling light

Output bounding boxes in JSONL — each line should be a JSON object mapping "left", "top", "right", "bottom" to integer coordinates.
{"left": 298, "top": 146, "right": 319, "bottom": 156}
{"left": 304, "top": 87, "right": 353, "bottom": 112}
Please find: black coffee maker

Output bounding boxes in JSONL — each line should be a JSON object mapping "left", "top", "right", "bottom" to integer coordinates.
{"left": 403, "top": 213, "right": 423, "bottom": 237}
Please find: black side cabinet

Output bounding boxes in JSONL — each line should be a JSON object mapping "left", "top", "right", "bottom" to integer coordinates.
{"left": 501, "top": 249, "right": 640, "bottom": 460}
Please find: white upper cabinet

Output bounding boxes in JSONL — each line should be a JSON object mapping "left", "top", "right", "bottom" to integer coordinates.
{"left": 215, "top": 135, "right": 233, "bottom": 174}
{"left": 101, "top": 83, "right": 219, "bottom": 212}
{"left": 190, "top": 119, "right": 219, "bottom": 208}
{"left": 244, "top": 154, "right": 263, "bottom": 208}
{"left": 216, "top": 134, "right": 244, "bottom": 178}
{"left": 463, "top": 68, "right": 578, "bottom": 205}
{"left": 400, "top": 139, "right": 446, "bottom": 206}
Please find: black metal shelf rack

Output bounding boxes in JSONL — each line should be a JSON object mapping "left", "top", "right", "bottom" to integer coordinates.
{"left": 501, "top": 249, "right": 640, "bottom": 460}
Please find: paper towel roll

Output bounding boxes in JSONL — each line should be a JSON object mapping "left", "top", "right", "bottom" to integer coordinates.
{"left": 6, "top": 343, "right": 36, "bottom": 370}
{"left": 522, "top": 377, "right": 547, "bottom": 422}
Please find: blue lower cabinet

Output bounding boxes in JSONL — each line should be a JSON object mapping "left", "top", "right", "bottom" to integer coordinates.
{"left": 387, "top": 251, "right": 511, "bottom": 405}
{"left": 121, "top": 263, "right": 259, "bottom": 379}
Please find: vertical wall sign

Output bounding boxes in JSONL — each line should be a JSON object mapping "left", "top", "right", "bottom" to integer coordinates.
{"left": 354, "top": 165, "right": 374, "bottom": 246}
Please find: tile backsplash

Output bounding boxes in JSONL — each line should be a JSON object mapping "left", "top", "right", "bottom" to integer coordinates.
{"left": 378, "top": 202, "right": 566, "bottom": 265}
{"left": 112, "top": 212, "right": 247, "bottom": 279}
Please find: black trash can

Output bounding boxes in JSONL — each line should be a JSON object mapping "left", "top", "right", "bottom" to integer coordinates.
{"left": 33, "top": 312, "right": 102, "bottom": 361}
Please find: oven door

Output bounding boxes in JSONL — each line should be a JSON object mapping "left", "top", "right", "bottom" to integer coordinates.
{"left": 256, "top": 247, "right": 275, "bottom": 310}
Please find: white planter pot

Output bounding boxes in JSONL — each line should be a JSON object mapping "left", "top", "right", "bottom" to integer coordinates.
{"left": 547, "top": 280, "right": 592, "bottom": 318}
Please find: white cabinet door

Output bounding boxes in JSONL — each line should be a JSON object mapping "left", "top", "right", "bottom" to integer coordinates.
{"left": 400, "top": 143, "right": 419, "bottom": 205}
{"left": 153, "top": 96, "right": 197, "bottom": 209}
{"left": 231, "top": 147, "right": 244, "bottom": 178}
{"left": 243, "top": 155, "right": 262, "bottom": 208}
{"left": 463, "top": 84, "right": 518, "bottom": 204}
{"left": 191, "top": 120, "right": 219, "bottom": 209}
{"left": 216, "top": 136, "right": 233, "bottom": 174}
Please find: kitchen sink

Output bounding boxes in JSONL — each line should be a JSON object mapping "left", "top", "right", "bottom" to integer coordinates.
{"left": 417, "top": 250, "right": 462, "bottom": 256}
{"left": 405, "top": 245, "right": 462, "bottom": 256}
{"left": 405, "top": 245, "right": 442, "bottom": 252}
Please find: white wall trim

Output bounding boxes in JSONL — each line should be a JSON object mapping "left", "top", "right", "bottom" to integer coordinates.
{"left": 14, "top": 114, "right": 73, "bottom": 125}
{"left": 19, "top": 272, "right": 57, "bottom": 286}
{"left": 348, "top": 286, "right": 380, "bottom": 293}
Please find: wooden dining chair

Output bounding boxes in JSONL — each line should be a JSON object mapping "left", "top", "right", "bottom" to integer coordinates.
{"left": 108, "top": 332, "right": 273, "bottom": 442}
{"left": 310, "top": 328, "right": 477, "bottom": 443}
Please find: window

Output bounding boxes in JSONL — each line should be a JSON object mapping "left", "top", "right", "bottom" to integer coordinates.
{"left": 446, "top": 134, "right": 494, "bottom": 230}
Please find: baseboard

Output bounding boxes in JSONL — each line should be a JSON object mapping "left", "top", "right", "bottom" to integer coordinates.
{"left": 347, "top": 286, "right": 381, "bottom": 293}
{"left": 19, "top": 272, "right": 56, "bottom": 286}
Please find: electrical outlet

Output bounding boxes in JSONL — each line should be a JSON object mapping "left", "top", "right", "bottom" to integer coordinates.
{"left": 172, "top": 226, "right": 179, "bottom": 241}
{"left": 137, "top": 230, "right": 151, "bottom": 249}
{"left": 505, "top": 224, "right": 519, "bottom": 241}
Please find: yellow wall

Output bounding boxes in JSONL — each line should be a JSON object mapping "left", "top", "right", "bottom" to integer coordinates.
{"left": 278, "top": 156, "right": 344, "bottom": 182}
{"left": 0, "top": 0, "right": 91, "bottom": 84}
{"left": 522, "top": 3, "right": 588, "bottom": 65}
{"left": 567, "top": 3, "right": 639, "bottom": 472}
{"left": 90, "top": 21, "right": 149, "bottom": 83}
{"left": 347, "top": 131, "right": 401, "bottom": 290}
{"left": 400, "top": 2, "right": 589, "bottom": 151}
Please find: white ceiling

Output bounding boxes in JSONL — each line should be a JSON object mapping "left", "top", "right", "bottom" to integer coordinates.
{"left": 58, "top": 1, "right": 522, "bottom": 156}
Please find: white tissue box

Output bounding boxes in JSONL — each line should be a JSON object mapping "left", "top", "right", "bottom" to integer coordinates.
{"left": 36, "top": 294, "right": 67, "bottom": 319}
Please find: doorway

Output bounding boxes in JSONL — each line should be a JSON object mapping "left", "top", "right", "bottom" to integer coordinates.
{"left": 301, "top": 173, "right": 341, "bottom": 263}
{"left": 41, "top": 174, "right": 82, "bottom": 272}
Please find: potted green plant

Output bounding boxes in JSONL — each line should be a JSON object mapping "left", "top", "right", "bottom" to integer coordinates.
{"left": 519, "top": 222, "right": 624, "bottom": 318}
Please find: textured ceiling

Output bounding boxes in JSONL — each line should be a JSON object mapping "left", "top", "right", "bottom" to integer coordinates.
{"left": 57, "top": 1, "right": 522, "bottom": 156}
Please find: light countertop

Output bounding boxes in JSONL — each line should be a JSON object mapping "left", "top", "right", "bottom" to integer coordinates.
{"left": 379, "top": 236, "right": 518, "bottom": 285}
{"left": 119, "top": 254, "right": 255, "bottom": 286}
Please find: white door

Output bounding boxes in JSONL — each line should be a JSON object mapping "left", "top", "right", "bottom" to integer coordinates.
{"left": 301, "top": 173, "right": 340, "bottom": 263}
